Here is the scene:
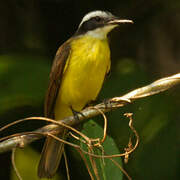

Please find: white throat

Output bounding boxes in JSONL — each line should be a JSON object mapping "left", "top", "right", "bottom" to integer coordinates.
{"left": 86, "top": 25, "right": 117, "bottom": 39}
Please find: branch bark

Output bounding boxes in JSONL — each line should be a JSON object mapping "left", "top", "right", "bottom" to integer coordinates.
{"left": 0, "top": 73, "right": 180, "bottom": 153}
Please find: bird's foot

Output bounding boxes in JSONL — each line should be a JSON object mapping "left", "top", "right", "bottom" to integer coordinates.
{"left": 70, "top": 107, "right": 85, "bottom": 121}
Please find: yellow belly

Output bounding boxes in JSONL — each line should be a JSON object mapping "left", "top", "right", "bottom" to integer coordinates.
{"left": 55, "top": 36, "right": 111, "bottom": 120}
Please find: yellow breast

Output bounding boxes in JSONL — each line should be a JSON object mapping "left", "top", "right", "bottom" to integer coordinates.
{"left": 55, "top": 35, "right": 111, "bottom": 119}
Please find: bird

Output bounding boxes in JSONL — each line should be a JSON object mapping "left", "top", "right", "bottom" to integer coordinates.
{"left": 38, "top": 10, "right": 133, "bottom": 178}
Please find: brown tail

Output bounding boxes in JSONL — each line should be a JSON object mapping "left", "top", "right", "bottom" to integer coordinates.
{"left": 38, "top": 130, "right": 67, "bottom": 178}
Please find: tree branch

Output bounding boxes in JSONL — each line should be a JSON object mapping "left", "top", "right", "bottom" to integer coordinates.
{"left": 0, "top": 73, "right": 179, "bottom": 153}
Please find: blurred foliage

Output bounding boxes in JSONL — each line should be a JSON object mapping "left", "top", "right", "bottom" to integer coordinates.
{"left": 11, "top": 147, "right": 60, "bottom": 180}
{"left": 0, "top": 54, "right": 50, "bottom": 137}
{"left": 0, "top": 0, "right": 180, "bottom": 179}
{"left": 0, "top": 54, "right": 49, "bottom": 113}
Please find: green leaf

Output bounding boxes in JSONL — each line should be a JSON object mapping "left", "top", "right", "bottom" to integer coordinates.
{"left": 80, "top": 120, "right": 123, "bottom": 180}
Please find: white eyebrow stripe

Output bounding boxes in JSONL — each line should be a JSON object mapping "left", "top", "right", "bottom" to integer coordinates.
{"left": 78, "top": 10, "right": 113, "bottom": 28}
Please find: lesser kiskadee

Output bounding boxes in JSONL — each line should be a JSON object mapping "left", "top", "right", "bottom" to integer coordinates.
{"left": 38, "top": 10, "right": 133, "bottom": 178}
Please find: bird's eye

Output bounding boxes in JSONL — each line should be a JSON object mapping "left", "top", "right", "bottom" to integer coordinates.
{"left": 94, "top": 16, "right": 101, "bottom": 22}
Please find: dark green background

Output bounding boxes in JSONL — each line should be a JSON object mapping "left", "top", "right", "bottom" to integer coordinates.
{"left": 0, "top": 0, "right": 180, "bottom": 179}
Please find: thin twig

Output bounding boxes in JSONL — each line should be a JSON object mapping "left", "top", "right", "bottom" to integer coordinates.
{"left": 11, "top": 148, "right": 23, "bottom": 180}
{"left": 46, "top": 133, "right": 80, "bottom": 149}
{"left": 90, "top": 107, "right": 108, "bottom": 145}
{"left": 63, "top": 150, "right": 70, "bottom": 180}
{"left": 88, "top": 147, "right": 100, "bottom": 180}
{"left": 77, "top": 149, "right": 95, "bottom": 180}
{"left": 110, "top": 158, "right": 132, "bottom": 180}
{"left": 0, "top": 73, "right": 179, "bottom": 153}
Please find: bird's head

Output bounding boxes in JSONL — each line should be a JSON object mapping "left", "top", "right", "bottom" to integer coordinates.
{"left": 75, "top": 10, "right": 133, "bottom": 39}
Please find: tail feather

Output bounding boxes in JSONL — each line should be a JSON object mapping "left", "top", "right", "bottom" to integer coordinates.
{"left": 38, "top": 130, "right": 67, "bottom": 178}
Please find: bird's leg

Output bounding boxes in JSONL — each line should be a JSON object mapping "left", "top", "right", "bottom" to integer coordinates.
{"left": 70, "top": 106, "right": 85, "bottom": 121}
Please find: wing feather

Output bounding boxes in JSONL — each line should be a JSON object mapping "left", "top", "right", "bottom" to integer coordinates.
{"left": 44, "top": 41, "right": 71, "bottom": 118}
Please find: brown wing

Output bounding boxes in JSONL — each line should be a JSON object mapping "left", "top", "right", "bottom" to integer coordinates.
{"left": 44, "top": 41, "right": 71, "bottom": 118}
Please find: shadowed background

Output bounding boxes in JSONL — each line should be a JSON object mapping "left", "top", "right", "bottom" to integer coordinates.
{"left": 0, "top": 0, "right": 180, "bottom": 179}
